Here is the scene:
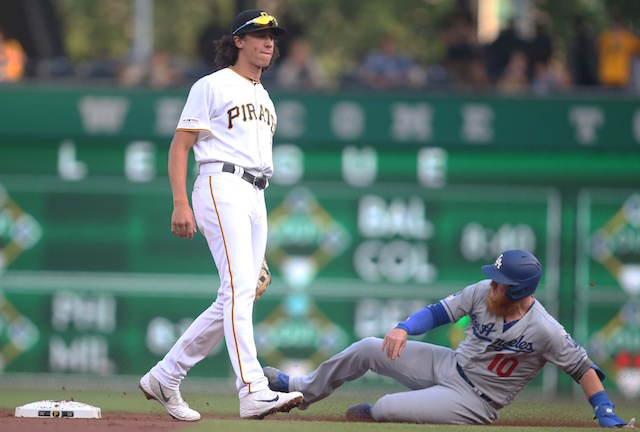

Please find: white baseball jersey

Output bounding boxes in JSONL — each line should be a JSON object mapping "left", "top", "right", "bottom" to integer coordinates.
{"left": 442, "top": 280, "right": 592, "bottom": 407}
{"left": 177, "top": 67, "right": 277, "bottom": 177}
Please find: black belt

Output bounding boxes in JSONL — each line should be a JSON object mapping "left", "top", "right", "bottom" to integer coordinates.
{"left": 222, "top": 164, "right": 267, "bottom": 190}
{"left": 456, "top": 364, "right": 495, "bottom": 405}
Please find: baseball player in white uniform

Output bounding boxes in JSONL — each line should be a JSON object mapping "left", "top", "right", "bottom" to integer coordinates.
{"left": 265, "top": 250, "right": 634, "bottom": 427}
{"left": 139, "top": 9, "right": 303, "bottom": 421}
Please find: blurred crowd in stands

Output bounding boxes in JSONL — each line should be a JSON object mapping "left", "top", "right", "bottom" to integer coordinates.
{"left": 0, "top": 26, "right": 26, "bottom": 83}
{"left": 2, "top": 9, "right": 640, "bottom": 94}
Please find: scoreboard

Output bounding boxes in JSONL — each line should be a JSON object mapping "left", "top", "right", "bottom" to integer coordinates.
{"left": 0, "top": 86, "right": 638, "bottom": 394}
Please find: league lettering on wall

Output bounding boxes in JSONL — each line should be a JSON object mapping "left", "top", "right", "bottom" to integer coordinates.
{"left": 0, "top": 87, "right": 638, "bottom": 395}
{"left": 3, "top": 87, "right": 640, "bottom": 150}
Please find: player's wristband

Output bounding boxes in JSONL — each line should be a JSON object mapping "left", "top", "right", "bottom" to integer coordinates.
{"left": 589, "top": 391, "right": 626, "bottom": 428}
{"left": 395, "top": 323, "right": 410, "bottom": 333}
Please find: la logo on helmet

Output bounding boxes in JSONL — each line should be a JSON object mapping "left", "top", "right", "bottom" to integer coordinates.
{"left": 494, "top": 254, "right": 504, "bottom": 269}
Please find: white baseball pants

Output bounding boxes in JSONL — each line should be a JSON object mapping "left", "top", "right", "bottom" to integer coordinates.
{"left": 151, "top": 169, "right": 269, "bottom": 398}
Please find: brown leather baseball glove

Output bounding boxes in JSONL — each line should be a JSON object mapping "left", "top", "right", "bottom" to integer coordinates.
{"left": 255, "top": 257, "right": 271, "bottom": 302}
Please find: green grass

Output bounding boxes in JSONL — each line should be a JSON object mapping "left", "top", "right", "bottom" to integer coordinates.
{"left": 1, "top": 384, "right": 637, "bottom": 432}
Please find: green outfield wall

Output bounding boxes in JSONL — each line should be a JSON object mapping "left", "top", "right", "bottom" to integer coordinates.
{"left": 0, "top": 86, "right": 638, "bottom": 396}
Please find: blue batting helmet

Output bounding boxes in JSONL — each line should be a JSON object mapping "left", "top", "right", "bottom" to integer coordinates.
{"left": 481, "top": 250, "right": 542, "bottom": 301}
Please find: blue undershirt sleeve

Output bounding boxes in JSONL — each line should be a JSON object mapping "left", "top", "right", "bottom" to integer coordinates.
{"left": 395, "top": 303, "right": 451, "bottom": 335}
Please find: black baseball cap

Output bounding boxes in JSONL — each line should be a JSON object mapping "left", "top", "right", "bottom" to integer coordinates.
{"left": 231, "top": 9, "right": 286, "bottom": 37}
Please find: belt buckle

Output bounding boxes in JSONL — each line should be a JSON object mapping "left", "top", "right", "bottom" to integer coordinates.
{"left": 253, "top": 174, "right": 265, "bottom": 189}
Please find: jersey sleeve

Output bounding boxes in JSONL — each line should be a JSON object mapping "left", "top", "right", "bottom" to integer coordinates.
{"left": 440, "top": 281, "right": 487, "bottom": 323}
{"left": 176, "top": 78, "right": 214, "bottom": 138}
{"left": 542, "top": 324, "right": 593, "bottom": 382}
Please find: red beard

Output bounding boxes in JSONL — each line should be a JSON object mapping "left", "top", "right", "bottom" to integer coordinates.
{"left": 485, "top": 288, "right": 517, "bottom": 317}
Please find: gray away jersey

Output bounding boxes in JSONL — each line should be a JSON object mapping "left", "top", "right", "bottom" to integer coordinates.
{"left": 441, "top": 280, "right": 592, "bottom": 407}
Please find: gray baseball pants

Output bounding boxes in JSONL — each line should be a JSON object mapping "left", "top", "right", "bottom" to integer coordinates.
{"left": 288, "top": 337, "right": 499, "bottom": 424}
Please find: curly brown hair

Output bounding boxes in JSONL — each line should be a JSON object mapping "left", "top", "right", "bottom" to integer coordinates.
{"left": 214, "top": 34, "right": 280, "bottom": 72}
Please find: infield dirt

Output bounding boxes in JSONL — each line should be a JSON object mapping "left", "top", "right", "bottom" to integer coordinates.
{"left": 1, "top": 408, "right": 599, "bottom": 431}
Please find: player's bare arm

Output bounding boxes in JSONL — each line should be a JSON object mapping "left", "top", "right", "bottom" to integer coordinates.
{"left": 382, "top": 328, "right": 407, "bottom": 360}
{"left": 579, "top": 368, "right": 636, "bottom": 428}
{"left": 578, "top": 368, "right": 604, "bottom": 398}
{"left": 168, "top": 130, "right": 197, "bottom": 239}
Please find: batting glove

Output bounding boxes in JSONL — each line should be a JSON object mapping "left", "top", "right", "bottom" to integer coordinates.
{"left": 590, "top": 391, "right": 626, "bottom": 428}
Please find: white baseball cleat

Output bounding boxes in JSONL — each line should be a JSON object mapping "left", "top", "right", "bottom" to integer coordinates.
{"left": 239, "top": 388, "right": 304, "bottom": 419}
{"left": 139, "top": 372, "right": 201, "bottom": 421}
